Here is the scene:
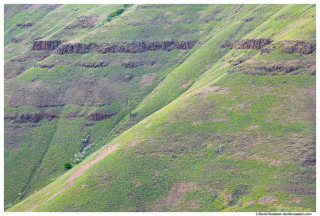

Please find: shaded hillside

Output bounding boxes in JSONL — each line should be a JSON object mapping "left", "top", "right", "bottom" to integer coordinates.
{"left": 4, "top": 4, "right": 316, "bottom": 212}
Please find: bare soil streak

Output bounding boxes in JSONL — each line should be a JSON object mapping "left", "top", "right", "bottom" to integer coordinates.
{"left": 28, "top": 142, "right": 121, "bottom": 211}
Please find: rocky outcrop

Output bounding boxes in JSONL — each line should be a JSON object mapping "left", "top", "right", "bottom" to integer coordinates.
{"left": 39, "top": 64, "right": 54, "bottom": 69}
{"left": 10, "top": 57, "right": 27, "bottom": 62}
{"left": 113, "top": 73, "right": 134, "bottom": 82}
{"left": 221, "top": 38, "right": 272, "bottom": 50}
{"left": 4, "top": 110, "right": 59, "bottom": 123}
{"left": 5, "top": 113, "right": 42, "bottom": 123}
{"left": 11, "top": 37, "right": 21, "bottom": 43}
{"left": 260, "top": 45, "right": 275, "bottom": 54}
{"left": 123, "top": 62, "right": 139, "bottom": 68}
{"left": 79, "top": 62, "right": 109, "bottom": 68}
{"left": 256, "top": 65, "right": 300, "bottom": 73}
{"left": 84, "top": 122, "right": 95, "bottom": 127}
{"left": 243, "top": 65, "right": 301, "bottom": 76}
{"left": 64, "top": 15, "right": 100, "bottom": 29}
{"left": 235, "top": 38, "right": 272, "bottom": 50}
{"left": 31, "top": 40, "right": 65, "bottom": 50}
{"left": 220, "top": 41, "right": 234, "bottom": 49}
{"left": 56, "top": 41, "right": 197, "bottom": 54}
{"left": 56, "top": 43, "right": 95, "bottom": 54}
{"left": 281, "top": 41, "right": 316, "bottom": 54}
{"left": 16, "top": 23, "right": 34, "bottom": 28}
{"left": 86, "top": 111, "right": 118, "bottom": 121}
{"left": 98, "top": 41, "right": 197, "bottom": 54}
{"left": 129, "top": 113, "right": 137, "bottom": 119}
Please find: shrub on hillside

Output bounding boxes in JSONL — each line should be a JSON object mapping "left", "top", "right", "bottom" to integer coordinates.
{"left": 106, "top": 8, "right": 125, "bottom": 22}
{"left": 63, "top": 161, "right": 72, "bottom": 169}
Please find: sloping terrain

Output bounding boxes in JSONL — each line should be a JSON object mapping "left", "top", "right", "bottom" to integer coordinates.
{"left": 4, "top": 4, "right": 316, "bottom": 212}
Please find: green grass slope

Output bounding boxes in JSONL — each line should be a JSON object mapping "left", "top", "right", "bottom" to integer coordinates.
{"left": 4, "top": 4, "right": 217, "bottom": 206}
{"left": 5, "top": 4, "right": 315, "bottom": 212}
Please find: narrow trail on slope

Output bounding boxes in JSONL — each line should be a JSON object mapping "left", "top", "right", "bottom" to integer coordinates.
{"left": 27, "top": 141, "right": 121, "bottom": 211}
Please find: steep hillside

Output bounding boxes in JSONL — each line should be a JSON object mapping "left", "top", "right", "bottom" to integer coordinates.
{"left": 4, "top": 4, "right": 316, "bottom": 212}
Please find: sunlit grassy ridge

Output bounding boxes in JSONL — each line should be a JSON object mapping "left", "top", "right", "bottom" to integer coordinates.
{"left": 4, "top": 4, "right": 315, "bottom": 212}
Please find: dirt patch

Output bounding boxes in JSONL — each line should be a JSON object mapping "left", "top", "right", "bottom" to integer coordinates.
{"left": 269, "top": 159, "right": 282, "bottom": 166}
{"left": 257, "top": 196, "right": 277, "bottom": 204}
{"left": 178, "top": 49, "right": 186, "bottom": 56}
{"left": 179, "top": 81, "right": 192, "bottom": 89}
{"left": 248, "top": 125, "right": 259, "bottom": 130}
{"left": 227, "top": 152, "right": 247, "bottom": 160}
{"left": 151, "top": 181, "right": 201, "bottom": 211}
{"left": 45, "top": 141, "right": 121, "bottom": 204}
{"left": 124, "top": 138, "right": 139, "bottom": 149}
{"left": 145, "top": 123, "right": 152, "bottom": 128}
{"left": 132, "top": 180, "right": 142, "bottom": 187}
{"left": 139, "top": 73, "right": 156, "bottom": 86}
{"left": 65, "top": 15, "right": 101, "bottom": 29}
{"left": 221, "top": 38, "right": 272, "bottom": 50}
{"left": 289, "top": 196, "right": 303, "bottom": 203}
{"left": 223, "top": 192, "right": 233, "bottom": 206}
{"left": 244, "top": 200, "right": 255, "bottom": 207}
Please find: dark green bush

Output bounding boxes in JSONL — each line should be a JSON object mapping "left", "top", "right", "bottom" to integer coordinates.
{"left": 109, "top": 8, "right": 125, "bottom": 19}
{"left": 228, "top": 59, "right": 233, "bottom": 63}
{"left": 63, "top": 161, "right": 72, "bottom": 169}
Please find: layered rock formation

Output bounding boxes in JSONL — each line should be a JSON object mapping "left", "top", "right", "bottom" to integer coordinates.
{"left": 55, "top": 41, "right": 197, "bottom": 54}
{"left": 281, "top": 41, "right": 316, "bottom": 54}
{"left": 256, "top": 65, "right": 300, "bottom": 73}
{"left": 4, "top": 111, "right": 59, "bottom": 123}
{"left": 39, "top": 64, "right": 54, "bottom": 69}
{"left": 98, "top": 41, "right": 197, "bottom": 54}
{"left": 86, "top": 111, "right": 118, "bottom": 121}
{"left": 11, "top": 37, "right": 21, "bottom": 43}
{"left": 56, "top": 43, "right": 95, "bottom": 54}
{"left": 16, "top": 23, "right": 34, "bottom": 28}
{"left": 31, "top": 40, "right": 65, "bottom": 50}
{"left": 123, "top": 62, "right": 139, "bottom": 68}
{"left": 221, "top": 38, "right": 272, "bottom": 50}
{"left": 79, "top": 62, "right": 109, "bottom": 68}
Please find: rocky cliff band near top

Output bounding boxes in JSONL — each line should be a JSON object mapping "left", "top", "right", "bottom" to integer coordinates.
{"left": 4, "top": 4, "right": 316, "bottom": 212}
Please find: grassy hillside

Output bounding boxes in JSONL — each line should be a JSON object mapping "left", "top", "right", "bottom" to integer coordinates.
{"left": 4, "top": 4, "right": 316, "bottom": 212}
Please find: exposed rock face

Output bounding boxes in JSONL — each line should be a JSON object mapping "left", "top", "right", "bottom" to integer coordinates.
{"left": 256, "top": 65, "right": 300, "bottom": 73}
{"left": 260, "top": 45, "right": 275, "bottom": 54}
{"left": 4, "top": 111, "right": 59, "bottom": 123}
{"left": 43, "top": 110, "right": 59, "bottom": 120}
{"left": 86, "top": 111, "right": 118, "bottom": 121}
{"left": 220, "top": 41, "right": 234, "bottom": 49}
{"left": 84, "top": 122, "right": 95, "bottom": 127}
{"left": 129, "top": 113, "right": 137, "bottom": 119}
{"left": 10, "top": 57, "right": 27, "bottom": 62}
{"left": 64, "top": 15, "right": 100, "bottom": 29}
{"left": 98, "top": 41, "right": 197, "bottom": 54}
{"left": 56, "top": 43, "right": 95, "bottom": 54}
{"left": 5, "top": 113, "right": 42, "bottom": 123}
{"left": 79, "top": 62, "right": 109, "bottom": 68}
{"left": 39, "top": 64, "right": 54, "bottom": 69}
{"left": 113, "top": 73, "right": 134, "bottom": 82}
{"left": 31, "top": 40, "right": 65, "bottom": 50}
{"left": 11, "top": 37, "right": 21, "bottom": 43}
{"left": 16, "top": 23, "right": 34, "bottom": 28}
{"left": 221, "top": 38, "right": 272, "bottom": 50}
{"left": 123, "top": 62, "right": 139, "bottom": 68}
{"left": 281, "top": 41, "right": 316, "bottom": 54}
{"left": 235, "top": 38, "right": 272, "bottom": 50}
{"left": 55, "top": 41, "right": 197, "bottom": 54}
